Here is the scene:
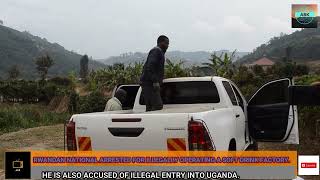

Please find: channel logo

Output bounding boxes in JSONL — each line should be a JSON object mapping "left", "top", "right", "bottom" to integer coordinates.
{"left": 12, "top": 160, "right": 24, "bottom": 171}
{"left": 5, "top": 152, "right": 31, "bottom": 179}
{"left": 298, "top": 155, "right": 319, "bottom": 175}
{"left": 292, "top": 4, "right": 318, "bottom": 28}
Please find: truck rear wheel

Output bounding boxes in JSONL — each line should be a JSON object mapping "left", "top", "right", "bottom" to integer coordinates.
{"left": 228, "top": 139, "right": 236, "bottom": 151}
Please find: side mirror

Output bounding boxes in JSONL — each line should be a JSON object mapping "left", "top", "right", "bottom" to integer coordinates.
{"left": 289, "top": 85, "right": 320, "bottom": 105}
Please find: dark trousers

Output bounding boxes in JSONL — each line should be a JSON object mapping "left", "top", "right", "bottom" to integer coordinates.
{"left": 141, "top": 85, "right": 163, "bottom": 111}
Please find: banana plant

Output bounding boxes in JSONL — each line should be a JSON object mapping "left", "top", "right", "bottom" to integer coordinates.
{"left": 165, "top": 59, "right": 187, "bottom": 78}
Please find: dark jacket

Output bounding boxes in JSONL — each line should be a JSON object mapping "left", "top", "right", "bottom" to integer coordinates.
{"left": 140, "top": 47, "right": 165, "bottom": 85}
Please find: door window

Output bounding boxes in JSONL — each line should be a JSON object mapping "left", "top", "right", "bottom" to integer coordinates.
{"left": 222, "top": 81, "right": 238, "bottom": 106}
{"left": 231, "top": 84, "right": 244, "bottom": 111}
{"left": 250, "top": 80, "right": 290, "bottom": 105}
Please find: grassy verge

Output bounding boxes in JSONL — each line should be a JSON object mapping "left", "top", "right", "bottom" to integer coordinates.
{"left": 0, "top": 103, "right": 70, "bottom": 135}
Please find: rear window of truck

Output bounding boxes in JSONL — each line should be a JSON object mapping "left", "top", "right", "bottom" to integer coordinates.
{"left": 140, "top": 81, "right": 220, "bottom": 104}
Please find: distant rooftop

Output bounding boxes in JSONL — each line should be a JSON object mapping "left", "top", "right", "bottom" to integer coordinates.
{"left": 251, "top": 57, "right": 275, "bottom": 66}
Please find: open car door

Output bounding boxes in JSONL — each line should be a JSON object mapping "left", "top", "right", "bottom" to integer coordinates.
{"left": 248, "top": 78, "right": 299, "bottom": 144}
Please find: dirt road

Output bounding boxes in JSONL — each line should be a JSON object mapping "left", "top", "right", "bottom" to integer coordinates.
{"left": 0, "top": 124, "right": 65, "bottom": 179}
{"left": 0, "top": 124, "right": 64, "bottom": 151}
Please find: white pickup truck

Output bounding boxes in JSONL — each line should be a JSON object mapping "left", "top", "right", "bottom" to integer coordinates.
{"left": 66, "top": 76, "right": 299, "bottom": 151}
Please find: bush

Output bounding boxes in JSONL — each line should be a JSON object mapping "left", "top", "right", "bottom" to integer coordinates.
{"left": 298, "top": 106, "right": 320, "bottom": 137}
{"left": 0, "top": 80, "right": 71, "bottom": 103}
{"left": 295, "top": 74, "right": 320, "bottom": 85}
{"left": 48, "top": 77, "right": 72, "bottom": 86}
{"left": 38, "top": 83, "right": 58, "bottom": 103}
{"left": 78, "top": 91, "right": 107, "bottom": 113}
{"left": 68, "top": 90, "right": 79, "bottom": 113}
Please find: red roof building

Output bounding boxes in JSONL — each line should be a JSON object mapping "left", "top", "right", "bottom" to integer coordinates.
{"left": 251, "top": 57, "right": 275, "bottom": 66}
{"left": 247, "top": 57, "right": 275, "bottom": 70}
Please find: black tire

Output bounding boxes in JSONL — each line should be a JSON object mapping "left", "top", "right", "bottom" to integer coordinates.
{"left": 228, "top": 139, "right": 237, "bottom": 151}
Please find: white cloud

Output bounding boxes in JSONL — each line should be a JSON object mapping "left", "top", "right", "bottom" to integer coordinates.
{"left": 192, "top": 21, "right": 216, "bottom": 33}
{"left": 221, "top": 16, "right": 255, "bottom": 33}
{"left": 0, "top": 0, "right": 307, "bottom": 58}
{"left": 263, "top": 16, "right": 292, "bottom": 33}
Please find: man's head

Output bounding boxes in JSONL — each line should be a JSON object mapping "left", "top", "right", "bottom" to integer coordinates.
{"left": 157, "top": 35, "right": 169, "bottom": 52}
{"left": 114, "top": 89, "right": 127, "bottom": 105}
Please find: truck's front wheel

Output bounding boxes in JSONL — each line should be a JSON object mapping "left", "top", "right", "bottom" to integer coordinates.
{"left": 246, "top": 140, "right": 258, "bottom": 151}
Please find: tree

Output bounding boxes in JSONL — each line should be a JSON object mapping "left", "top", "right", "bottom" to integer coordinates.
{"left": 217, "top": 51, "right": 236, "bottom": 78}
{"left": 69, "top": 90, "right": 79, "bottom": 113}
{"left": 126, "top": 62, "right": 143, "bottom": 83}
{"left": 202, "top": 53, "right": 220, "bottom": 75}
{"left": 187, "top": 66, "right": 210, "bottom": 77}
{"left": 285, "top": 46, "right": 292, "bottom": 62}
{"left": 80, "top": 55, "right": 89, "bottom": 81}
{"left": 294, "top": 64, "right": 309, "bottom": 76}
{"left": 7, "top": 65, "right": 20, "bottom": 80}
{"left": 165, "top": 59, "right": 187, "bottom": 78}
{"left": 203, "top": 51, "right": 236, "bottom": 78}
{"left": 68, "top": 71, "right": 77, "bottom": 89}
{"left": 34, "top": 54, "right": 54, "bottom": 80}
{"left": 252, "top": 65, "right": 265, "bottom": 76}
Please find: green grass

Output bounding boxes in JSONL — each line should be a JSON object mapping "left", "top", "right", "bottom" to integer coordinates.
{"left": 295, "top": 74, "right": 320, "bottom": 85}
{"left": 0, "top": 104, "right": 70, "bottom": 135}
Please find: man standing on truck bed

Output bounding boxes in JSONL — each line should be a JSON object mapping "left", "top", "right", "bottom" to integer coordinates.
{"left": 140, "top": 35, "right": 169, "bottom": 111}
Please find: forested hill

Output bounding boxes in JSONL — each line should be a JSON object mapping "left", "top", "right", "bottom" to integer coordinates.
{"left": 0, "top": 25, "right": 105, "bottom": 79}
{"left": 239, "top": 28, "right": 320, "bottom": 63}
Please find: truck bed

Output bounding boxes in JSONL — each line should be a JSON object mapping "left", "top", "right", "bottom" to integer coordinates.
{"left": 143, "top": 104, "right": 220, "bottom": 113}
{"left": 83, "top": 104, "right": 224, "bottom": 116}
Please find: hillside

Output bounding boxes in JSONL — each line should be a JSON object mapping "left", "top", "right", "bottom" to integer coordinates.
{"left": 0, "top": 25, "right": 105, "bottom": 79}
{"left": 239, "top": 28, "right": 320, "bottom": 63}
{"left": 101, "top": 50, "right": 249, "bottom": 66}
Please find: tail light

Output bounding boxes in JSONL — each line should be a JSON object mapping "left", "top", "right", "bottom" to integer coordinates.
{"left": 188, "top": 118, "right": 215, "bottom": 151}
{"left": 66, "top": 120, "right": 77, "bottom": 151}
